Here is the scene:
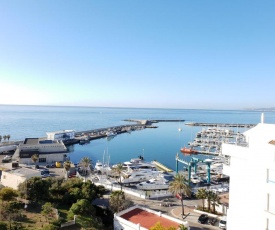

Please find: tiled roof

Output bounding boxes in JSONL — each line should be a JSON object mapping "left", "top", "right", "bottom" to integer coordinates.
{"left": 120, "top": 208, "right": 180, "bottom": 229}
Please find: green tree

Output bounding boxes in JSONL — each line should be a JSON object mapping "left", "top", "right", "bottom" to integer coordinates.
{"left": 210, "top": 192, "right": 221, "bottom": 214}
{"left": 48, "top": 178, "right": 64, "bottom": 202}
{"left": 111, "top": 163, "right": 124, "bottom": 190}
{"left": 0, "top": 187, "right": 18, "bottom": 202}
{"left": 2, "top": 201, "right": 21, "bottom": 230}
{"left": 168, "top": 173, "right": 191, "bottom": 216}
{"left": 31, "top": 154, "right": 39, "bottom": 166}
{"left": 63, "top": 160, "right": 71, "bottom": 179}
{"left": 18, "top": 177, "right": 51, "bottom": 202}
{"left": 80, "top": 157, "right": 92, "bottom": 182}
{"left": 196, "top": 188, "right": 207, "bottom": 211}
{"left": 206, "top": 190, "right": 214, "bottom": 212}
{"left": 6, "top": 135, "right": 10, "bottom": 141}
{"left": 3, "top": 135, "right": 7, "bottom": 141}
{"left": 0, "top": 135, "right": 2, "bottom": 142}
{"left": 178, "top": 224, "right": 188, "bottom": 230}
{"left": 68, "top": 199, "right": 95, "bottom": 218}
{"left": 109, "top": 190, "right": 132, "bottom": 213}
{"left": 41, "top": 202, "right": 54, "bottom": 222}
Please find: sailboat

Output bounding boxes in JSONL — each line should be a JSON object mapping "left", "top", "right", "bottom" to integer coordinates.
{"left": 95, "top": 149, "right": 111, "bottom": 174}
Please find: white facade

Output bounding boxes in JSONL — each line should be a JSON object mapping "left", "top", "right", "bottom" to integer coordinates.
{"left": 1, "top": 167, "right": 41, "bottom": 189}
{"left": 46, "top": 130, "right": 75, "bottom": 141}
{"left": 222, "top": 122, "right": 275, "bottom": 230}
{"left": 12, "top": 138, "right": 68, "bottom": 164}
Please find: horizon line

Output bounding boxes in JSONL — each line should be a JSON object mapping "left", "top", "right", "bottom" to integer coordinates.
{"left": 0, "top": 103, "right": 269, "bottom": 111}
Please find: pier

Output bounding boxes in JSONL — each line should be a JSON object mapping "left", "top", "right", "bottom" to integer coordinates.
{"left": 124, "top": 119, "right": 185, "bottom": 125}
{"left": 152, "top": 160, "right": 173, "bottom": 172}
{"left": 1, "top": 119, "right": 184, "bottom": 150}
{"left": 185, "top": 122, "right": 256, "bottom": 128}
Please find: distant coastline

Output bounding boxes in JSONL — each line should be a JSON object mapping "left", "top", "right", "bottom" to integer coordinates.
{"left": 0, "top": 103, "right": 269, "bottom": 111}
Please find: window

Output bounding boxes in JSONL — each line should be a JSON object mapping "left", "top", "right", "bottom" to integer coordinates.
{"left": 39, "top": 158, "right": 46, "bottom": 163}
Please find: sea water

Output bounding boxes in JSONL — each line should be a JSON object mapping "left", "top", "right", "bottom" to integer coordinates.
{"left": 1, "top": 105, "right": 275, "bottom": 171}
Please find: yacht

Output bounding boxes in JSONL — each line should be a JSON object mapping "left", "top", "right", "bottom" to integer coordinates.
{"left": 136, "top": 178, "right": 169, "bottom": 190}
{"left": 94, "top": 160, "right": 111, "bottom": 173}
{"left": 120, "top": 170, "right": 161, "bottom": 184}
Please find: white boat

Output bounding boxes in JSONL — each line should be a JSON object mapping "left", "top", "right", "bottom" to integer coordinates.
{"left": 136, "top": 178, "right": 169, "bottom": 190}
{"left": 191, "top": 176, "right": 201, "bottom": 184}
{"left": 106, "top": 131, "right": 117, "bottom": 137}
{"left": 94, "top": 160, "right": 111, "bottom": 173}
{"left": 120, "top": 170, "right": 161, "bottom": 184}
{"left": 79, "top": 136, "right": 90, "bottom": 145}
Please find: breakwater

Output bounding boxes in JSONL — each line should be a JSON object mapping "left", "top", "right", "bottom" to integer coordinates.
{"left": 185, "top": 122, "right": 256, "bottom": 128}
{"left": 72, "top": 119, "right": 186, "bottom": 145}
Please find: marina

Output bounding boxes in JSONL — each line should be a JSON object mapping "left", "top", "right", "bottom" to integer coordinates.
{"left": 0, "top": 106, "right": 268, "bottom": 185}
{"left": 180, "top": 126, "right": 248, "bottom": 156}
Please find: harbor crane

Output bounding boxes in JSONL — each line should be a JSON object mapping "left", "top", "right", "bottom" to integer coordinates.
{"left": 175, "top": 153, "right": 212, "bottom": 185}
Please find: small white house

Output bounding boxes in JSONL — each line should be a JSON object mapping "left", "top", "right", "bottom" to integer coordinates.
{"left": 1, "top": 167, "right": 41, "bottom": 190}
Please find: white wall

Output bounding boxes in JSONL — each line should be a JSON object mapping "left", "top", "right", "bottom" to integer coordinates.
{"left": 19, "top": 153, "right": 66, "bottom": 164}
{"left": 1, "top": 169, "right": 41, "bottom": 189}
{"left": 222, "top": 133, "right": 275, "bottom": 230}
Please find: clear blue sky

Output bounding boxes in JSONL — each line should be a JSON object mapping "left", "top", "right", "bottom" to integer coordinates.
{"left": 0, "top": 1, "right": 274, "bottom": 109}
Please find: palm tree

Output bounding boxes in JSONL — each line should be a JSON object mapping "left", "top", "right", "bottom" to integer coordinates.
{"left": 6, "top": 135, "right": 10, "bottom": 141}
{"left": 178, "top": 224, "right": 188, "bottom": 230}
{"left": 80, "top": 157, "right": 92, "bottom": 182}
{"left": 196, "top": 188, "right": 207, "bottom": 211}
{"left": 206, "top": 190, "right": 214, "bottom": 212}
{"left": 31, "top": 154, "right": 39, "bottom": 167}
{"left": 63, "top": 160, "right": 71, "bottom": 179}
{"left": 210, "top": 192, "right": 221, "bottom": 214}
{"left": 168, "top": 173, "right": 191, "bottom": 216}
{"left": 3, "top": 135, "right": 7, "bottom": 141}
{"left": 0, "top": 135, "right": 2, "bottom": 142}
{"left": 112, "top": 163, "right": 124, "bottom": 190}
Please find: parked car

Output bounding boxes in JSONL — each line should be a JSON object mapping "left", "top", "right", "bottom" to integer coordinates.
{"left": 198, "top": 214, "right": 208, "bottom": 224}
{"left": 160, "top": 198, "right": 173, "bottom": 207}
{"left": 175, "top": 192, "right": 196, "bottom": 200}
{"left": 208, "top": 217, "right": 217, "bottom": 225}
{"left": 219, "top": 216, "right": 227, "bottom": 229}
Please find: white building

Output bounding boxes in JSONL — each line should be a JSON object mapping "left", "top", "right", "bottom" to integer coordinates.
{"left": 12, "top": 138, "right": 68, "bottom": 164}
{"left": 1, "top": 167, "right": 41, "bottom": 189}
{"left": 222, "top": 114, "right": 275, "bottom": 230}
{"left": 114, "top": 205, "right": 189, "bottom": 230}
{"left": 46, "top": 130, "right": 75, "bottom": 141}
